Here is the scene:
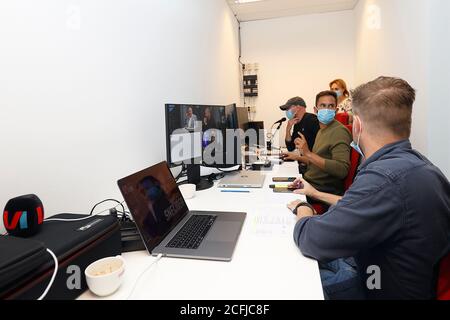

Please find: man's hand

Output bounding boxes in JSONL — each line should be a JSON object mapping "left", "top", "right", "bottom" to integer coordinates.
{"left": 293, "top": 179, "right": 318, "bottom": 198}
{"left": 287, "top": 200, "right": 315, "bottom": 220}
{"left": 287, "top": 200, "right": 302, "bottom": 214}
{"left": 287, "top": 118, "right": 301, "bottom": 129}
{"left": 286, "top": 118, "right": 301, "bottom": 143}
{"left": 281, "top": 151, "right": 300, "bottom": 161}
{"left": 294, "top": 133, "right": 311, "bottom": 156}
{"left": 289, "top": 177, "right": 304, "bottom": 190}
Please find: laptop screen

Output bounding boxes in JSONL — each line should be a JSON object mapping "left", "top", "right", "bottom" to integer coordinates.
{"left": 117, "top": 162, "right": 189, "bottom": 252}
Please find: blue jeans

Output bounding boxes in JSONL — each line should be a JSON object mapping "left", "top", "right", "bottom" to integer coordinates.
{"left": 319, "top": 258, "right": 366, "bottom": 300}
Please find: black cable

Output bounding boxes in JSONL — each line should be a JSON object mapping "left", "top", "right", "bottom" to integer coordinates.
{"left": 176, "top": 172, "right": 187, "bottom": 183}
{"left": 209, "top": 172, "right": 225, "bottom": 182}
{"left": 89, "top": 199, "right": 125, "bottom": 218}
{"left": 201, "top": 160, "right": 241, "bottom": 174}
{"left": 116, "top": 210, "right": 133, "bottom": 222}
{"left": 236, "top": 16, "right": 249, "bottom": 120}
{"left": 174, "top": 163, "right": 187, "bottom": 182}
{"left": 238, "top": 19, "right": 244, "bottom": 67}
{"left": 215, "top": 166, "right": 241, "bottom": 174}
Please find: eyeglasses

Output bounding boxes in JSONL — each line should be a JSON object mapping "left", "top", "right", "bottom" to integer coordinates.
{"left": 317, "top": 103, "right": 336, "bottom": 110}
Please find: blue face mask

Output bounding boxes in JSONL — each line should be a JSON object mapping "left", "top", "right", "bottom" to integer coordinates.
{"left": 286, "top": 109, "right": 295, "bottom": 120}
{"left": 350, "top": 141, "right": 364, "bottom": 158}
{"left": 351, "top": 116, "right": 365, "bottom": 158}
{"left": 317, "top": 109, "right": 335, "bottom": 125}
{"left": 335, "top": 90, "right": 343, "bottom": 98}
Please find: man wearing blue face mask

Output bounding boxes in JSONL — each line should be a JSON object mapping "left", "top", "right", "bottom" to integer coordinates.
{"left": 286, "top": 91, "right": 352, "bottom": 198}
{"left": 279, "top": 97, "right": 320, "bottom": 174}
{"left": 289, "top": 77, "right": 450, "bottom": 300}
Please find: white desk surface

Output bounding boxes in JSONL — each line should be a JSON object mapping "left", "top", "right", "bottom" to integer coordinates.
{"left": 79, "top": 161, "right": 324, "bottom": 300}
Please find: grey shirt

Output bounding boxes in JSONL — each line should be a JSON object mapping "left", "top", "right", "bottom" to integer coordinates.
{"left": 294, "top": 140, "right": 450, "bottom": 299}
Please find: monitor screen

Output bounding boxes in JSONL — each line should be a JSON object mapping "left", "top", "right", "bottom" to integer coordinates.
{"left": 248, "top": 121, "right": 265, "bottom": 148}
{"left": 165, "top": 103, "right": 239, "bottom": 167}
{"left": 236, "top": 107, "right": 249, "bottom": 131}
{"left": 170, "top": 132, "right": 202, "bottom": 164}
{"left": 118, "top": 162, "right": 189, "bottom": 252}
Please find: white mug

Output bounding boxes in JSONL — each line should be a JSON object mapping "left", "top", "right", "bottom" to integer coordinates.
{"left": 85, "top": 256, "right": 125, "bottom": 297}
{"left": 179, "top": 184, "right": 196, "bottom": 199}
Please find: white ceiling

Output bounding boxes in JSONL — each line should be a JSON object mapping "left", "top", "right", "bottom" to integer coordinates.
{"left": 228, "top": 0, "right": 359, "bottom": 22}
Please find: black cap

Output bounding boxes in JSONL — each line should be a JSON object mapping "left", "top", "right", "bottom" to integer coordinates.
{"left": 279, "top": 97, "right": 307, "bottom": 111}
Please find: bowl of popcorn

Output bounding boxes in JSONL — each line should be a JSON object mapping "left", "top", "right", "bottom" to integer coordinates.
{"left": 85, "top": 256, "right": 125, "bottom": 297}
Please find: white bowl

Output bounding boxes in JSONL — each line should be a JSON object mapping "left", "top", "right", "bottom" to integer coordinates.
{"left": 85, "top": 256, "right": 125, "bottom": 297}
{"left": 179, "top": 184, "right": 196, "bottom": 199}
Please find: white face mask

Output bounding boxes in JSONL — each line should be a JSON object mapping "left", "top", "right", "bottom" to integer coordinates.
{"left": 350, "top": 116, "right": 365, "bottom": 158}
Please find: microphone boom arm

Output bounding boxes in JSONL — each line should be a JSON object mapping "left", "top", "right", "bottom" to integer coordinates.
{"left": 268, "top": 121, "right": 284, "bottom": 151}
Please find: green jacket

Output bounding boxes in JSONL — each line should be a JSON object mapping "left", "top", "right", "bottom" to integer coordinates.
{"left": 303, "top": 120, "right": 352, "bottom": 196}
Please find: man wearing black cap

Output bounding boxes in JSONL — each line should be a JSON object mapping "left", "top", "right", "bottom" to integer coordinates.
{"left": 280, "top": 97, "right": 320, "bottom": 172}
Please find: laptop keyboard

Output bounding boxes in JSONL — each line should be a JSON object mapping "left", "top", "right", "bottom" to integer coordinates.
{"left": 166, "top": 215, "right": 217, "bottom": 250}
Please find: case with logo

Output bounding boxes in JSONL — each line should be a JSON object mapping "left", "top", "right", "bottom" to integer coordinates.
{"left": 0, "top": 214, "right": 121, "bottom": 300}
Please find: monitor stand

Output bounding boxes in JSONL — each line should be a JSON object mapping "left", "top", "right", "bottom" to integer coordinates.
{"left": 180, "top": 164, "right": 214, "bottom": 191}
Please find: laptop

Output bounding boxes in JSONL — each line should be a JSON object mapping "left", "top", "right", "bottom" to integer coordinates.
{"left": 117, "top": 161, "right": 246, "bottom": 261}
{"left": 217, "top": 171, "right": 266, "bottom": 188}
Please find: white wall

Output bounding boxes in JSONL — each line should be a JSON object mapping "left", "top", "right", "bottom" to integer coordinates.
{"left": 354, "top": 0, "right": 430, "bottom": 156}
{"left": 428, "top": 0, "right": 450, "bottom": 178}
{"left": 240, "top": 10, "right": 355, "bottom": 142}
{"left": 240, "top": 1, "right": 449, "bottom": 178}
{"left": 0, "top": 0, "right": 241, "bottom": 228}
{"left": 354, "top": 0, "right": 450, "bottom": 177}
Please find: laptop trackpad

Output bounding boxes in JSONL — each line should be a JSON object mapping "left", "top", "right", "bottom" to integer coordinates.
{"left": 206, "top": 221, "right": 241, "bottom": 242}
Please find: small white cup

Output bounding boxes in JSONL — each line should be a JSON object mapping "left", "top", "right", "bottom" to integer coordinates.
{"left": 85, "top": 256, "right": 125, "bottom": 297}
{"left": 179, "top": 184, "right": 196, "bottom": 199}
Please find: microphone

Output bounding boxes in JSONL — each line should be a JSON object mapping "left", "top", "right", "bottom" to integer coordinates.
{"left": 274, "top": 117, "right": 287, "bottom": 125}
{"left": 267, "top": 118, "right": 287, "bottom": 152}
{"left": 3, "top": 194, "right": 44, "bottom": 237}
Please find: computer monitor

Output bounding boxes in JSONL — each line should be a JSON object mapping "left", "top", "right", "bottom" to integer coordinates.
{"left": 165, "top": 105, "right": 203, "bottom": 165}
{"left": 165, "top": 103, "right": 240, "bottom": 190}
{"left": 248, "top": 121, "right": 265, "bottom": 148}
{"left": 236, "top": 107, "right": 249, "bottom": 131}
{"left": 222, "top": 103, "right": 240, "bottom": 167}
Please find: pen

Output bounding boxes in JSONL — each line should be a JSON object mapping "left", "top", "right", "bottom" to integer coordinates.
{"left": 220, "top": 190, "right": 251, "bottom": 193}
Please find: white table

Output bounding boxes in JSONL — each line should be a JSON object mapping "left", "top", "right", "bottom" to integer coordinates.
{"left": 79, "top": 161, "right": 324, "bottom": 300}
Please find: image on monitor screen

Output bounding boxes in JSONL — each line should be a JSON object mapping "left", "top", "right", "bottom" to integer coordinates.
{"left": 165, "top": 103, "right": 240, "bottom": 168}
